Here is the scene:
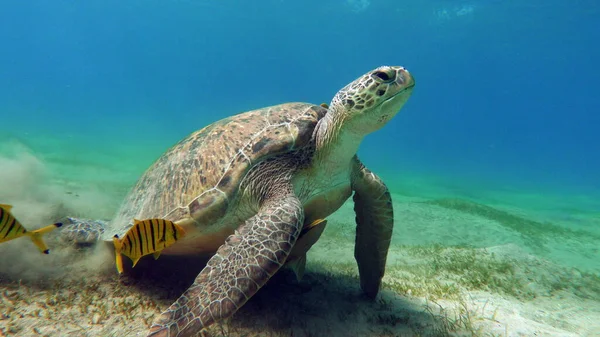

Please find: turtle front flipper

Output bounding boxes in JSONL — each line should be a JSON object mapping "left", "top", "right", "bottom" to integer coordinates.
{"left": 351, "top": 157, "right": 393, "bottom": 299}
{"left": 147, "top": 192, "right": 304, "bottom": 337}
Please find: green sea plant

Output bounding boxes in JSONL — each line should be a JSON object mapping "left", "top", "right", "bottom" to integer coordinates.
{"left": 380, "top": 244, "right": 533, "bottom": 300}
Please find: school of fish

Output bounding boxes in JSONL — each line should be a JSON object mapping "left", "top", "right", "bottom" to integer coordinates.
{"left": 1, "top": 203, "right": 186, "bottom": 273}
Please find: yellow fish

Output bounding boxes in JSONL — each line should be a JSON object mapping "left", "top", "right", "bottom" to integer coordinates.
{"left": 0, "top": 204, "right": 63, "bottom": 254}
{"left": 112, "top": 218, "right": 186, "bottom": 274}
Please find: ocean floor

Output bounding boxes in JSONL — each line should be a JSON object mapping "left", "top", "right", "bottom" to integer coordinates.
{"left": 1, "top": 147, "right": 599, "bottom": 337}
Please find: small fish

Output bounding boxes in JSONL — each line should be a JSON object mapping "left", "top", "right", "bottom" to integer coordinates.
{"left": 0, "top": 204, "right": 63, "bottom": 254}
{"left": 112, "top": 218, "right": 186, "bottom": 274}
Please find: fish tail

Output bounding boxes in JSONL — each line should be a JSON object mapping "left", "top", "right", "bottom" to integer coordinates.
{"left": 27, "top": 223, "right": 63, "bottom": 254}
{"left": 113, "top": 235, "right": 124, "bottom": 274}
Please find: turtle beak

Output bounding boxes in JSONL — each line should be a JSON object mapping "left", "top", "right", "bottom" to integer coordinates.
{"left": 398, "top": 67, "right": 415, "bottom": 90}
{"left": 379, "top": 68, "right": 414, "bottom": 110}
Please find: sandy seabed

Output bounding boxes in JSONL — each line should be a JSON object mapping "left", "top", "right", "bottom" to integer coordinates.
{"left": 1, "top": 193, "right": 598, "bottom": 337}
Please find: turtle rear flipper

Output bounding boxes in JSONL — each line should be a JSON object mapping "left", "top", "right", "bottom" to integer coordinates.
{"left": 286, "top": 218, "right": 328, "bottom": 281}
{"left": 147, "top": 190, "right": 304, "bottom": 337}
{"left": 58, "top": 217, "right": 107, "bottom": 248}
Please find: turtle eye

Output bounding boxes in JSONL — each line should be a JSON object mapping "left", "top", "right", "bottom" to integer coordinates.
{"left": 373, "top": 69, "right": 395, "bottom": 83}
{"left": 344, "top": 99, "right": 356, "bottom": 108}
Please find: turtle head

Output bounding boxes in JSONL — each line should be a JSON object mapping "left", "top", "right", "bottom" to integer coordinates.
{"left": 330, "top": 66, "right": 415, "bottom": 135}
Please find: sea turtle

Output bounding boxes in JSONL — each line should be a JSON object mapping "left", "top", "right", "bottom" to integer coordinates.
{"left": 63, "top": 65, "right": 415, "bottom": 337}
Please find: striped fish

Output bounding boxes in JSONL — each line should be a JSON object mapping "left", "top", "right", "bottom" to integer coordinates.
{"left": 112, "top": 218, "right": 186, "bottom": 274}
{"left": 0, "top": 204, "right": 63, "bottom": 254}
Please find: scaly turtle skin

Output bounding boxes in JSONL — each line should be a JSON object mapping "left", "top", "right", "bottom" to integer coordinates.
{"left": 65, "top": 66, "right": 415, "bottom": 337}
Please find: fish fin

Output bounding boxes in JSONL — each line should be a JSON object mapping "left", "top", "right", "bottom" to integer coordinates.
{"left": 27, "top": 223, "right": 63, "bottom": 254}
{"left": 115, "top": 254, "right": 124, "bottom": 274}
{"left": 133, "top": 218, "right": 141, "bottom": 225}
{"left": 153, "top": 251, "right": 161, "bottom": 260}
{"left": 286, "top": 220, "right": 326, "bottom": 280}
{"left": 0, "top": 204, "right": 13, "bottom": 211}
{"left": 28, "top": 233, "right": 50, "bottom": 254}
{"left": 131, "top": 257, "right": 141, "bottom": 268}
{"left": 113, "top": 235, "right": 124, "bottom": 274}
{"left": 288, "top": 219, "right": 326, "bottom": 271}
{"left": 301, "top": 219, "right": 327, "bottom": 236}
{"left": 320, "top": 102, "right": 329, "bottom": 109}
{"left": 308, "top": 218, "right": 326, "bottom": 228}
{"left": 287, "top": 254, "right": 307, "bottom": 281}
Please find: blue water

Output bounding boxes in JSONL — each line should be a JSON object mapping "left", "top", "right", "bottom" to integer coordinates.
{"left": 1, "top": 0, "right": 598, "bottom": 200}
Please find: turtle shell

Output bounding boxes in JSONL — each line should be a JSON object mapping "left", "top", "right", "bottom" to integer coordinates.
{"left": 104, "top": 102, "right": 327, "bottom": 239}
